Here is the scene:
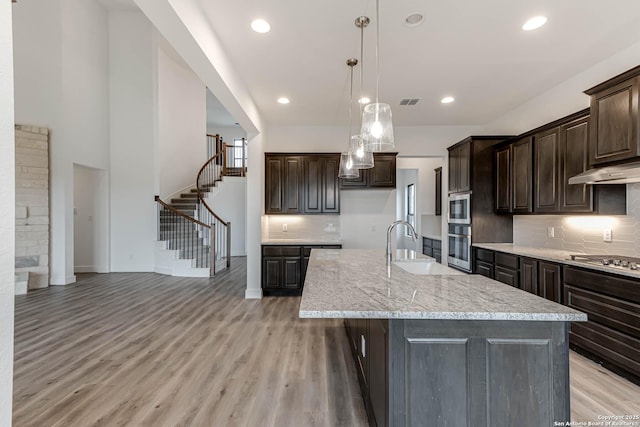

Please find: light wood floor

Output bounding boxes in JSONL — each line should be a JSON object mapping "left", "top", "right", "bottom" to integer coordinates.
{"left": 13, "top": 258, "right": 640, "bottom": 426}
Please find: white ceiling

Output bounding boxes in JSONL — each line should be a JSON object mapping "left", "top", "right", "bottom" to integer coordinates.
{"left": 197, "top": 0, "right": 640, "bottom": 127}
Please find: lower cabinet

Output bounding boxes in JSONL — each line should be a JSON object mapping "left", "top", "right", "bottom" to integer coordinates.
{"left": 262, "top": 244, "right": 341, "bottom": 296}
{"left": 564, "top": 267, "right": 640, "bottom": 383}
{"left": 345, "top": 318, "right": 389, "bottom": 427}
{"left": 472, "top": 246, "right": 639, "bottom": 384}
{"left": 421, "top": 237, "right": 442, "bottom": 263}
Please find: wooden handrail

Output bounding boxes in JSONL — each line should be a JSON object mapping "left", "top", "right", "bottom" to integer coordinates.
{"left": 154, "top": 195, "right": 210, "bottom": 228}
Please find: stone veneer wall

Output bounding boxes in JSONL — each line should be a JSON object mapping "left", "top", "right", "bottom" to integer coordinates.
{"left": 513, "top": 183, "right": 640, "bottom": 257}
{"left": 15, "top": 125, "right": 49, "bottom": 289}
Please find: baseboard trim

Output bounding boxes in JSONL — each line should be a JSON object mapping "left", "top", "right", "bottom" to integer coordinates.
{"left": 50, "top": 275, "right": 77, "bottom": 285}
{"left": 110, "top": 265, "right": 154, "bottom": 273}
{"left": 231, "top": 251, "right": 247, "bottom": 257}
{"left": 154, "top": 266, "right": 172, "bottom": 275}
{"left": 245, "top": 288, "right": 263, "bottom": 299}
{"left": 74, "top": 266, "right": 110, "bottom": 274}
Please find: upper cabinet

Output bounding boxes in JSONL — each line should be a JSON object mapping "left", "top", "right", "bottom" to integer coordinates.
{"left": 340, "top": 153, "right": 397, "bottom": 189}
{"left": 494, "top": 110, "right": 626, "bottom": 215}
{"left": 265, "top": 153, "right": 340, "bottom": 214}
{"left": 448, "top": 141, "right": 471, "bottom": 193}
{"left": 585, "top": 65, "right": 640, "bottom": 166}
{"left": 265, "top": 155, "right": 303, "bottom": 214}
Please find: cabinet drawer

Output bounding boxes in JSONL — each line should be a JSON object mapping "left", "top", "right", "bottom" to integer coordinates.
{"left": 262, "top": 246, "right": 301, "bottom": 257}
{"left": 475, "top": 260, "right": 494, "bottom": 279}
{"left": 423, "top": 247, "right": 434, "bottom": 257}
{"left": 495, "top": 266, "right": 519, "bottom": 288}
{"left": 433, "top": 249, "right": 442, "bottom": 264}
{"left": 495, "top": 252, "right": 519, "bottom": 269}
{"left": 564, "top": 267, "right": 640, "bottom": 303}
{"left": 565, "top": 285, "right": 640, "bottom": 338}
{"left": 432, "top": 239, "right": 442, "bottom": 250}
{"left": 474, "top": 248, "right": 494, "bottom": 263}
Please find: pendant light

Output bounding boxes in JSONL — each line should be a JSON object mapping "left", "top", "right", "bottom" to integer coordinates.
{"left": 351, "top": 16, "right": 374, "bottom": 169}
{"left": 338, "top": 59, "right": 360, "bottom": 178}
{"left": 361, "top": 0, "right": 394, "bottom": 151}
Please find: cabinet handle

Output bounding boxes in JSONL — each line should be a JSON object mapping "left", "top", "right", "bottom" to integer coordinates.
{"left": 361, "top": 335, "right": 366, "bottom": 358}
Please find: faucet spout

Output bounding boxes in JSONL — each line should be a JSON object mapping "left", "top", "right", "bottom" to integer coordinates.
{"left": 386, "top": 220, "right": 419, "bottom": 268}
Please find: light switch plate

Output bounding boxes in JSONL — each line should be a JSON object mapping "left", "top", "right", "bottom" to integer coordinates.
{"left": 547, "top": 227, "right": 554, "bottom": 238}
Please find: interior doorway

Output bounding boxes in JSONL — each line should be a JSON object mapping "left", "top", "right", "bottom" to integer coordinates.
{"left": 73, "top": 164, "right": 109, "bottom": 273}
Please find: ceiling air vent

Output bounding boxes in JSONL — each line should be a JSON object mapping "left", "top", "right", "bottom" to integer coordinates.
{"left": 400, "top": 98, "right": 420, "bottom": 106}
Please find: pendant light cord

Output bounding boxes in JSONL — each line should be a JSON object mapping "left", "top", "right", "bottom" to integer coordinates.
{"left": 359, "top": 22, "right": 365, "bottom": 116}
{"left": 348, "top": 62, "right": 354, "bottom": 141}
{"left": 375, "top": 0, "right": 380, "bottom": 105}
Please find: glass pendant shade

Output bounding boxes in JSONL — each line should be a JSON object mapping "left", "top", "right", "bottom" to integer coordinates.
{"left": 338, "top": 152, "right": 359, "bottom": 178}
{"left": 361, "top": 102, "right": 394, "bottom": 152}
{"left": 350, "top": 135, "right": 374, "bottom": 169}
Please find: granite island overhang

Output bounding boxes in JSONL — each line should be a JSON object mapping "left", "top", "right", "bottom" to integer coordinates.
{"left": 299, "top": 249, "right": 587, "bottom": 427}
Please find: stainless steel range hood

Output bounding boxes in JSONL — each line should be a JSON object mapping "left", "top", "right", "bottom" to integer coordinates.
{"left": 568, "top": 162, "right": 640, "bottom": 184}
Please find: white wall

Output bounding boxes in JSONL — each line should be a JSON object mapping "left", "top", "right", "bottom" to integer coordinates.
{"left": 0, "top": 1, "right": 15, "bottom": 422}
{"left": 13, "top": 0, "right": 110, "bottom": 285}
{"left": 157, "top": 36, "right": 206, "bottom": 199}
{"left": 74, "top": 164, "right": 109, "bottom": 273}
{"left": 340, "top": 190, "right": 397, "bottom": 250}
{"left": 245, "top": 132, "right": 264, "bottom": 298}
{"left": 204, "top": 177, "right": 246, "bottom": 256}
{"left": 109, "top": 10, "right": 156, "bottom": 272}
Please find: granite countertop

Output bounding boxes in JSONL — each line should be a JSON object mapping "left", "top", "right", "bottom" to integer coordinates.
{"left": 473, "top": 243, "right": 640, "bottom": 280}
{"left": 261, "top": 238, "right": 343, "bottom": 245}
{"left": 299, "top": 249, "right": 586, "bottom": 322}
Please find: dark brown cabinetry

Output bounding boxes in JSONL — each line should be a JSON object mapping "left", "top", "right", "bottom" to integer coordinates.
{"left": 340, "top": 153, "right": 397, "bottom": 189}
{"left": 421, "top": 237, "right": 442, "bottom": 263}
{"left": 448, "top": 141, "right": 471, "bottom": 193}
{"left": 265, "top": 155, "right": 303, "bottom": 214}
{"left": 495, "top": 137, "right": 533, "bottom": 214}
{"left": 564, "top": 267, "right": 640, "bottom": 383}
{"left": 434, "top": 167, "right": 442, "bottom": 216}
{"left": 520, "top": 258, "right": 538, "bottom": 294}
{"left": 585, "top": 65, "right": 640, "bottom": 166}
{"left": 494, "top": 252, "right": 519, "bottom": 288}
{"left": 302, "top": 155, "right": 340, "bottom": 214}
{"left": 266, "top": 153, "right": 340, "bottom": 214}
{"left": 261, "top": 244, "right": 341, "bottom": 296}
{"left": 539, "top": 261, "right": 562, "bottom": 303}
{"left": 494, "top": 110, "right": 626, "bottom": 216}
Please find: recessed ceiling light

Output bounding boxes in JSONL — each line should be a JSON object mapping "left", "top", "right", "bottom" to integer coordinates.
{"left": 251, "top": 19, "right": 271, "bottom": 33}
{"left": 404, "top": 13, "right": 424, "bottom": 27}
{"left": 441, "top": 96, "right": 455, "bottom": 104}
{"left": 522, "top": 16, "right": 547, "bottom": 31}
{"left": 277, "top": 97, "right": 290, "bottom": 104}
{"left": 359, "top": 97, "right": 371, "bottom": 104}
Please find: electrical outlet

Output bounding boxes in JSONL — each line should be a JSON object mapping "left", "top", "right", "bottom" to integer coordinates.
{"left": 282, "top": 223, "right": 288, "bottom": 232}
{"left": 547, "top": 227, "right": 554, "bottom": 238}
{"left": 603, "top": 229, "right": 612, "bottom": 242}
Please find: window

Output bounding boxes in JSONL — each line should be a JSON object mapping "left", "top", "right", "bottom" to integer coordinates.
{"left": 406, "top": 183, "right": 415, "bottom": 236}
{"left": 231, "top": 138, "right": 247, "bottom": 168}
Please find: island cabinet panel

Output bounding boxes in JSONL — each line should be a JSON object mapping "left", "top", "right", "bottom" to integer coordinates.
{"left": 389, "top": 320, "right": 570, "bottom": 427}
{"left": 564, "top": 266, "right": 640, "bottom": 382}
{"left": 368, "top": 319, "right": 388, "bottom": 427}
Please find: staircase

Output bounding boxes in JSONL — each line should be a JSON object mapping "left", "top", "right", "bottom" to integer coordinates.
{"left": 155, "top": 134, "right": 243, "bottom": 277}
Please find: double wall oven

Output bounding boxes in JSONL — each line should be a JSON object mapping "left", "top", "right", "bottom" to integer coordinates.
{"left": 447, "top": 193, "right": 472, "bottom": 272}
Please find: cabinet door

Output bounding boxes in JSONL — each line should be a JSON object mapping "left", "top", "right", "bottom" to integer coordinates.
{"left": 520, "top": 258, "right": 538, "bottom": 294}
{"left": 262, "top": 257, "right": 282, "bottom": 289}
{"left": 282, "top": 257, "right": 302, "bottom": 289}
{"left": 535, "top": 128, "right": 560, "bottom": 212}
{"left": 538, "top": 262, "right": 562, "bottom": 303}
{"left": 512, "top": 137, "right": 533, "bottom": 213}
{"left": 284, "top": 156, "right": 303, "bottom": 213}
{"left": 340, "top": 170, "right": 368, "bottom": 188}
{"left": 560, "top": 116, "right": 593, "bottom": 212}
{"left": 303, "top": 157, "right": 323, "bottom": 214}
{"left": 589, "top": 76, "right": 640, "bottom": 166}
{"left": 322, "top": 156, "right": 340, "bottom": 212}
{"left": 368, "top": 319, "right": 388, "bottom": 427}
{"left": 370, "top": 154, "right": 396, "bottom": 188}
{"left": 356, "top": 319, "right": 369, "bottom": 388}
{"left": 494, "top": 146, "right": 512, "bottom": 213}
{"left": 448, "top": 147, "right": 458, "bottom": 193}
{"left": 435, "top": 167, "right": 442, "bottom": 216}
{"left": 265, "top": 156, "right": 284, "bottom": 214}
{"left": 457, "top": 141, "right": 471, "bottom": 192}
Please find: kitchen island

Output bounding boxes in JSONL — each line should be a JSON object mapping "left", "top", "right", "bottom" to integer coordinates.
{"left": 299, "top": 249, "right": 587, "bottom": 427}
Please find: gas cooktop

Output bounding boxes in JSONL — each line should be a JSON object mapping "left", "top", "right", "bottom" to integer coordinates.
{"left": 569, "top": 254, "right": 639, "bottom": 270}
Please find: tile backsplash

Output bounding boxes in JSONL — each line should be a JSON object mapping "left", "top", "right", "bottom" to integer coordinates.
{"left": 514, "top": 183, "right": 640, "bottom": 256}
{"left": 263, "top": 215, "right": 341, "bottom": 241}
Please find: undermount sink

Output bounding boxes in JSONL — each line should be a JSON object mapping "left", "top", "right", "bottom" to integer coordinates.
{"left": 393, "top": 260, "right": 465, "bottom": 275}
